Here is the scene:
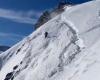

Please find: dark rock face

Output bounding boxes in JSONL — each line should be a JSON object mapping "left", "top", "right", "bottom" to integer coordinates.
{"left": 4, "top": 72, "right": 14, "bottom": 80}
{"left": 34, "top": 11, "right": 51, "bottom": 29}
{"left": 34, "top": 1, "right": 67, "bottom": 30}
{"left": 13, "top": 65, "right": 18, "bottom": 70}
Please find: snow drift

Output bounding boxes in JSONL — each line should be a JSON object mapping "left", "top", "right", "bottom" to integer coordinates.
{"left": 0, "top": 0, "right": 100, "bottom": 80}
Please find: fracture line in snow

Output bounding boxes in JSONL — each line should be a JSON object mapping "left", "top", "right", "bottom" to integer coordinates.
{"left": 60, "top": 14, "right": 85, "bottom": 48}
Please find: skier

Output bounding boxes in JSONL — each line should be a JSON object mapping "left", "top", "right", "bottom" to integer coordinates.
{"left": 44, "top": 32, "right": 48, "bottom": 38}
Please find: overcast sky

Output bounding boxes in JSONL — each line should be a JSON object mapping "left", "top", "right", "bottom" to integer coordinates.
{"left": 0, "top": 0, "right": 91, "bottom": 46}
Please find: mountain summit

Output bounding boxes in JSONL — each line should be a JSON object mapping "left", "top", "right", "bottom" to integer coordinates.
{"left": 0, "top": 0, "right": 100, "bottom": 80}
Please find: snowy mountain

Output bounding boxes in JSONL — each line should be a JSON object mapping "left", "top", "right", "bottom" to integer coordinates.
{"left": 0, "top": 0, "right": 100, "bottom": 80}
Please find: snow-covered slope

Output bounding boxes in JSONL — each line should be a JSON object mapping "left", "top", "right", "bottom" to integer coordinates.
{"left": 0, "top": 0, "right": 100, "bottom": 80}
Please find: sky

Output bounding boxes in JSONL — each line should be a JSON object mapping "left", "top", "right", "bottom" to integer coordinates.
{"left": 0, "top": 0, "right": 91, "bottom": 47}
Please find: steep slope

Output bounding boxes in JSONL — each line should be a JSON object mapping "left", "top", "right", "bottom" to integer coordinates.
{"left": 0, "top": 0, "right": 100, "bottom": 80}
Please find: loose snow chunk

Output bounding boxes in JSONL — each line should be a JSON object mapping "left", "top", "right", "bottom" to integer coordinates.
{"left": 76, "top": 38, "right": 85, "bottom": 48}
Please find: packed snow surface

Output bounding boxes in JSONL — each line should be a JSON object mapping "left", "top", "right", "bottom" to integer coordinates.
{"left": 0, "top": 0, "right": 100, "bottom": 80}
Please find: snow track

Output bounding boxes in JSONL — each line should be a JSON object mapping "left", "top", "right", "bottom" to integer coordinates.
{"left": 0, "top": 0, "right": 100, "bottom": 80}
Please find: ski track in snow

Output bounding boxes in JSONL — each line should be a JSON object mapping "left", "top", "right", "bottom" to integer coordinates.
{"left": 0, "top": 0, "right": 100, "bottom": 80}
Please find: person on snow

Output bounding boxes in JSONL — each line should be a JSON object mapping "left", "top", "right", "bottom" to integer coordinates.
{"left": 44, "top": 32, "right": 48, "bottom": 38}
